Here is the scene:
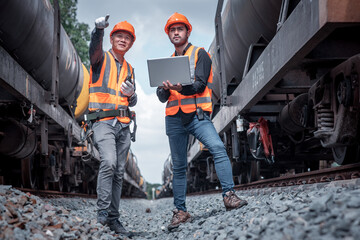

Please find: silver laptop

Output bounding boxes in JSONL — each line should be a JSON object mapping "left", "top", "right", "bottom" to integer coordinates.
{"left": 147, "top": 56, "right": 192, "bottom": 87}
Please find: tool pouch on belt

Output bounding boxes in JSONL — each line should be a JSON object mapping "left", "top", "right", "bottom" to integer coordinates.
{"left": 195, "top": 97, "right": 204, "bottom": 121}
{"left": 129, "top": 110, "right": 137, "bottom": 142}
{"left": 80, "top": 121, "right": 93, "bottom": 143}
{"left": 79, "top": 120, "right": 94, "bottom": 161}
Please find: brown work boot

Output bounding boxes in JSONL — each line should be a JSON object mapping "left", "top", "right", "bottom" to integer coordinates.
{"left": 167, "top": 209, "right": 192, "bottom": 231}
{"left": 223, "top": 191, "right": 248, "bottom": 211}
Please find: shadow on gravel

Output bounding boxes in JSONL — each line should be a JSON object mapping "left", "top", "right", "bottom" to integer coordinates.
{"left": 192, "top": 208, "right": 224, "bottom": 222}
{"left": 128, "top": 231, "right": 149, "bottom": 238}
{"left": 164, "top": 208, "right": 225, "bottom": 230}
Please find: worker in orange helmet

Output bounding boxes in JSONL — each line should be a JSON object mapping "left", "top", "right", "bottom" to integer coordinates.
{"left": 88, "top": 14, "right": 136, "bottom": 237}
{"left": 157, "top": 12, "right": 248, "bottom": 231}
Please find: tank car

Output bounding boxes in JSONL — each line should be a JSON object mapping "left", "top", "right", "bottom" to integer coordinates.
{"left": 123, "top": 149, "right": 147, "bottom": 198}
{"left": 156, "top": 154, "right": 173, "bottom": 198}
{"left": 0, "top": 0, "right": 145, "bottom": 197}
{"left": 184, "top": 0, "right": 360, "bottom": 192}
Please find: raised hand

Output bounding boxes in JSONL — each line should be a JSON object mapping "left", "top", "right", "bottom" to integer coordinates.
{"left": 95, "top": 14, "right": 110, "bottom": 29}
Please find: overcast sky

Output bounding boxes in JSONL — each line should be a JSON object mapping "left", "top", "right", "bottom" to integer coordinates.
{"left": 76, "top": 0, "right": 219, "bottom": 184}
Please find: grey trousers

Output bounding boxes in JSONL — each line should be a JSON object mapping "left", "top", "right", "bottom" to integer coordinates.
{"left": 92, "top": 120, "right": 130, "bottom": 221}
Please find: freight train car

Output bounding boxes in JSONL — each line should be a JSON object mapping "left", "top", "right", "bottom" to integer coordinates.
{"left": 123, "top": 149, "right": 147, "bottom": 198}
{"left": 158, "top": 0, "right": 360, "bottom": 194}
{"left": 0, "top": 0, "right": 146, "bottom": 198}
{"left": 156, "top": 154, "right": 173, "bottom": 199}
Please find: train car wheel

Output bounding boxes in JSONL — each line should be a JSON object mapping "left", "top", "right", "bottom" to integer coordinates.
{"left": 332, "top": 146, "right": 359, "bottom": 165}
{"left": 43, "top": 178, "right": 49, "bottom": 190}
{"left": 248, "top": 161, "right": 260, "bottom": 183}
{"left": 21, "top": 156, "right": 37, "bottom": 189}
{"left": 239, "top": 161, "right": 261, "bottom": 184}
{"left": 52, "top": 178, "right": 64, "bottom": 192}
{"left": 82, "top": 181, "right": 89, "bottom": 194}
{"left": 62, "top": 176, "right": 72, "bottom": 192}
{"left": 244, "top": 161, "right": 260, "bottom": 183}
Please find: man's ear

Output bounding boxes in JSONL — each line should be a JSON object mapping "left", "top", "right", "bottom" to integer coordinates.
{"left": 110, "top": 35, "right": 114, "bottom": 45}
{"left": 186, "top": 31, "right": 191, "bottom": 38}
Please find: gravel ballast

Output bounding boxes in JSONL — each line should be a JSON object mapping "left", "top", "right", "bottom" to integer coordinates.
{"left": 1, "top": 179, "right": 360, "bottom": 239}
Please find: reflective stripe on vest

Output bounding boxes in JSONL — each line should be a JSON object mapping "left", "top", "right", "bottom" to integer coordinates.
{"left": 180, "top": 97, "right": 212, "bottom": 105}
{"left": 189, "top": 46, "right": 196, "bottom": 83}
{"left": 166, "top": 46, "right": 213, "bottom": 116}
{"left": 167, "top": 100, "right": 178, "bottom": 108}
{"left": 89, "top": 51, "right": 133, "bottom": 123}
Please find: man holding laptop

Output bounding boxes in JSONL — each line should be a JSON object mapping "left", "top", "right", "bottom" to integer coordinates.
{"left": 156, "top": 12, "right": 248, "bottom": 231}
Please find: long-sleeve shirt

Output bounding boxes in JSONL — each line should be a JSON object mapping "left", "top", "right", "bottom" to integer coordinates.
{"left": 156, "top": 43, "right": 212, "bottom": 124}
{"left": 89, "top": 28, "right": 137, "bottom": 107}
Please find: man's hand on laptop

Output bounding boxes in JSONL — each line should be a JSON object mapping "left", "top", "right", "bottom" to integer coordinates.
{"left": 162, "top": 80, "right": 182, "bottom": 92}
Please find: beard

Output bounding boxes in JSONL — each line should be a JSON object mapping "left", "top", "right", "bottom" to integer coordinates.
{"left": 170, "top": 36, "right": 188, "bottom": 47}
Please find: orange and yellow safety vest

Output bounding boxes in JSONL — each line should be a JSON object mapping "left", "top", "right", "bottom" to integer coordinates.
{"left": 89, "top": 51, "right": 133, "bottom": 123}
{"left": 166, "top": 45, "right": 213, "bottom": 116}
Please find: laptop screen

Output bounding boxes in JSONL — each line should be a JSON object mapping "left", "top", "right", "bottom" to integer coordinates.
{"left": 147, "top": 56, "right": 192, "bottom": 87}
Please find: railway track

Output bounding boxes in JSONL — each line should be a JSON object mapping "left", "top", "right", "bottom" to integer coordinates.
{"left": 14, "top": 187, "right": 141, "bottom": 199}
{"left": 19, "top": 163, "right": 360, "bottom": 199}
{"left": 14, "top": 188, "right": 97, "bottom": 199}
{"left": 188, "top": 163, "right": 360, "bottom": 196}
{"left": 236, "top": 162, "right": 360, "bottom": 190}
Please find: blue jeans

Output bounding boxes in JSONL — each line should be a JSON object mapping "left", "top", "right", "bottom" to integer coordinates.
{"left": 166, "top": 113, "right": 234, "bottom": 212}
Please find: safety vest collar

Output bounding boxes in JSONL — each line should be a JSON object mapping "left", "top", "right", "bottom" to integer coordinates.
{"left": 89, "top": 52, "right": 132, "bottom": 91}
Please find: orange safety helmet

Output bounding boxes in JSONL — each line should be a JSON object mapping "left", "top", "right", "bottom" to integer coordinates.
{"left": 164, "top": 12, "right": 192, "bottom": 35}
{"left": 110, "top": 21, "right": 136, "bottom": 41}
